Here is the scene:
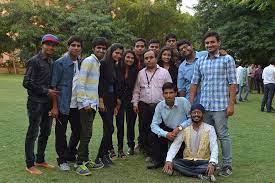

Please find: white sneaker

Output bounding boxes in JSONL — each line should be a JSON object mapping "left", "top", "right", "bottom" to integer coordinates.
{"left": 59, "top": 162, "right": 70, "bottom": 171}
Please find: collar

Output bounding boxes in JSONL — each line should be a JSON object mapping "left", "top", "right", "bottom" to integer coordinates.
{"left": 38, "top": 51, "right": 49, "bottom": 61}
{"left": 164, "top": 97, "right": 179, "bottom": 109}
{"left": 207, "top": 51, "right": 220, "bottom": 59}
{"left": 91, "top": 54, "right": 100, "bottom": 64}
{"left": 183, "top": 51, "right": 201, "bottom": 65}
{"left": 145, "top": 64, "right": 159, "bottom": 71}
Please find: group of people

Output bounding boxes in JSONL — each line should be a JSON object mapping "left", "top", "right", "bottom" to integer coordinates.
{"left": 236, "top": 60, "right": 275, "bottom": 113}
{"left": 23, "top": 31, "right": 238, "bottom": 181}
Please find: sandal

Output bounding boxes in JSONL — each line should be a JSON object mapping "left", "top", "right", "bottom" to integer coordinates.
{"left": 118, "top": 150, "right": 127, "bottom": 159}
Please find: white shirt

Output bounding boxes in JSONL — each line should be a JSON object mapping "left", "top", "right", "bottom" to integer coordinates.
{"left": 166, "top": 122, "right": 218, "bottom": 164}
{"left": 262, "top": 65, "right": 275, "bottom": 84}
{"left": 70, "top": 60, "right": 79, "bottom": 108}
{"left": 236, "top": 66, "right": 243, "bottom": 84}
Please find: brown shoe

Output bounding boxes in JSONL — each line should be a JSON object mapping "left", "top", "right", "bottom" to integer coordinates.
{"left": 26, "top": 167, "right": 42, "bottom": 175}
{"left": 35, "top": 162, "right": 55, "bottom": 169}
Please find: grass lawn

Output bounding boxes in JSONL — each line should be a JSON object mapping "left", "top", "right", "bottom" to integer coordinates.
{"left": 0, "top": 74, "right": 274, "bottom": 183}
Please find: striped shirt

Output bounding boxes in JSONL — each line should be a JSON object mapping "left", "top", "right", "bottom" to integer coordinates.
{"left": 191, "top": 53, "right": 237, "bottom": 111}
{"left": 77, "top": 54, "right": 100, "bottom": 110}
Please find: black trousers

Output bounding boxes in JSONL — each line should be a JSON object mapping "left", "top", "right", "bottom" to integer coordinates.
{"left": 151, "top": 124, "right": 184, "bottom": 163}
{"left": 97, "top": 93, "right": 115, "bottom": 158}
{"left": 138, "top": 101, "right": 157, "bottom": 156}
{"left": 55, "top": 108, "right": 80, "bottom": 164}
{"left": 25, "top": 100, "right": 52, "bottom": 168}
{"left": 77, "top": 108, "right": 96, "bottom": 164}
{"left": 115, "top": 98, "right": 137, "bottom": 150}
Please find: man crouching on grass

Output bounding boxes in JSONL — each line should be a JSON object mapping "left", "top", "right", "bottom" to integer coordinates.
{"left": 163, "top": 104, "right": 218, "bottom": 182}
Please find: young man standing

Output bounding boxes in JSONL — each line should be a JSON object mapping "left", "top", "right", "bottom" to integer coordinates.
{"left": 132, "top": 50, "right": 172, "bottom": 161}
{"left": 50, "top": 36, "right": 83, "bottom": 171}
{"left": 148, "top": 39, "right": 161, "bottom": 56}
{"left": 134, "top": 38, "right": 146, "bottom": 71}
{"left": 133, "top": 38, "right": 147, "bottom": 153}
{"left": 75, "top": 37, "right": 108, "bottom": 175}
{"left": 23, "top": 34, "right": 60, "bottom": 175}
{"left": 165, "top": 33, "right": 177, "bottom": 49}
{"left": 190, "top": 31, "right": 237, "bottom": 177}
{"left": 176, "top": 39, "right": 208, "bottom": 103}
{"left": 261, "top": 57, "right": 275, "bottom": 112}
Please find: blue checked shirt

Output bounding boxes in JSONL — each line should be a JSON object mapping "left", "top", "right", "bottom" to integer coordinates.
{"left": 191, "top": 52, "right": 237, "bottom": 111}
{"left": 177, "top": 51, "right": 208, "bottom": 103}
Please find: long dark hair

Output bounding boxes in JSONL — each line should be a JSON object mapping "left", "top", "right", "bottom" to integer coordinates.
{"left": 102, "top": 43, "right": 124, "bottom": 82}
{"left": 120, "top": 49, "right": 137, "bottom": 77}
{"left": 157, "top": 46, "right": 174, "bottom": 67}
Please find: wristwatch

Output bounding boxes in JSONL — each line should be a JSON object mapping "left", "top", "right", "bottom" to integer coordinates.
{"left": 177, "top": 126, "right": 183, "bottom": 131}
{"left": 209, "top": 161, "right": 216, "bottom": 167}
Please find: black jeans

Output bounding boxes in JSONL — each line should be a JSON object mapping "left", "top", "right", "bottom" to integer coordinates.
{"left": 151, "top": 124, "right": 183, "bottom": 163}
{"left": 25, "top": 100, "right": 52, "bottom": 168}
{"left": 55, "top": 108, "right": 80, "bottom": 164}
{"left": 77, "top": 108, "right": 96, "bottom": 164}
{"left": 138, "top": 101, "right": 157, "bottom": 156}
{"left": 97, "top": 93, "right": 115, "bottom": 158}
{"left": 115, "top": 98, "right": 137, "bottom": 150}
{"left": 173, "top": 159, "right": 209, "bottom": 177}
{"left": 261, "top": 83, "right": 275, "bottom": 111}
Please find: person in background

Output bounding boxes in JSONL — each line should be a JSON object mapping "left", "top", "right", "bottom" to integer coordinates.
{"left": 148, "top": 39, "right": 161, "bottom": 56}
{"left": 254, "top": 65, "right": 264, "bottom": 94}
{"left": 261, "top": 57, "right": 275, "bottom": 112}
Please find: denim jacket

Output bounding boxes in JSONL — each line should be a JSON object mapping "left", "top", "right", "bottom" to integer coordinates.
{"left": 51, "top": 52, "right": 81, "bottom": 115}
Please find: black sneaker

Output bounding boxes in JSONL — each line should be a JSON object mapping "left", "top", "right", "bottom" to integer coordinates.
{"left": 102, "top": 155, "right": 112, "bottom": 168}
{"left": 218, "top": 165, "right": 232, "bottom": 177}
{"left": 127, "top": 148, "right": 134, "bottom": 155}
{"left": 92, "top": 158, "right": 104, "bottom": 170}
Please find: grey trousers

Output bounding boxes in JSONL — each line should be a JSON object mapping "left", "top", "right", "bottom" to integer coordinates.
{"left": 173, "top": 159, "right": 209, "bottom": 177}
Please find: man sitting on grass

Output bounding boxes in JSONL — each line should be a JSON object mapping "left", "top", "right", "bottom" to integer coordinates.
{"left": 163, "top": 104, "right": 218, "bottom": 182}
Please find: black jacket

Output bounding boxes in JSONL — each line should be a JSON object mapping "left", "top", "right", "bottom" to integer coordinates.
{"left": 23, "top": 51, "right": 53, "bottom": 103}
{"left": 118, "top": 65, "right": 138, "bottom": 102}
{"left": 98, "top": 60, "right": 121, "bottom": 101}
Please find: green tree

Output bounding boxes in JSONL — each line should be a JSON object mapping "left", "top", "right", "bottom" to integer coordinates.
{"left": 113, "top": 0, "right": 194, "bottom": 44}
{"left": 193, "top": 0, "right": 275, "bottom": 64}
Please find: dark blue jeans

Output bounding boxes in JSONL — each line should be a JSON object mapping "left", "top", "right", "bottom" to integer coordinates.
{"left": 261, "top": 83, "right": 275, "bottom": 111}
{"left": 173, "top": 159, "right": 209, "bottom": 177}
{"left": 25, "top": 100, "right": 52, "bottom": 168}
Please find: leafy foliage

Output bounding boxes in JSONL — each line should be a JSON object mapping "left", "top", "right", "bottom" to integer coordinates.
{"left": 193, "top": 0, "right": 275, "bottom": 64}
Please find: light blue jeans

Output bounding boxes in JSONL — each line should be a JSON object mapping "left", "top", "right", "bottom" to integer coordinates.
{"left": 204, "top": 110, "right": 232, "bottom": 167}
